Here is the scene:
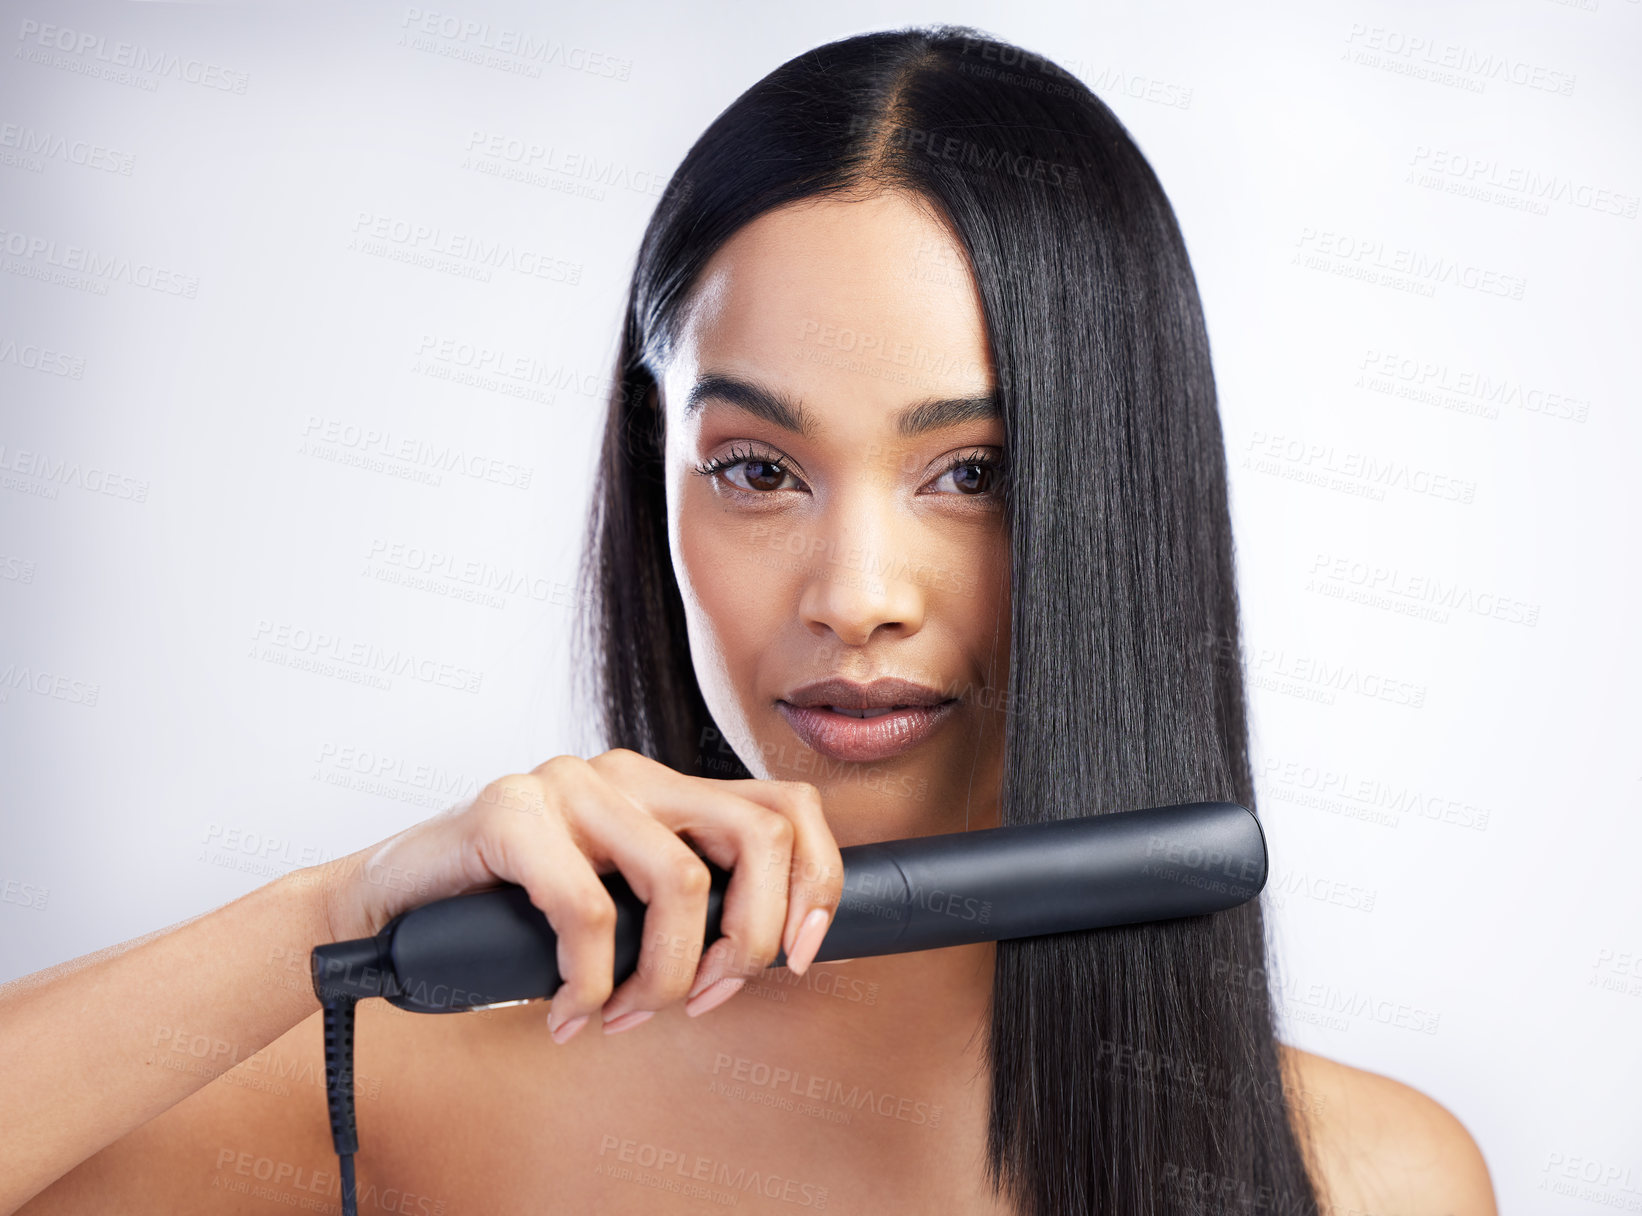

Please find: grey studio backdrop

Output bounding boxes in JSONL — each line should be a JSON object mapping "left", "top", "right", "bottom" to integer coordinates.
{"left": 1, "top": 1, "right": 1638, "bottom": 1208}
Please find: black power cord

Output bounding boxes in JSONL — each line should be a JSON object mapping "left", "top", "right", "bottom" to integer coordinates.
{"left": 312, "top": 936, "right": 387, "bottom": 1216}
{"left": 322, "top": 998, "right": 360, "bottom": 1216}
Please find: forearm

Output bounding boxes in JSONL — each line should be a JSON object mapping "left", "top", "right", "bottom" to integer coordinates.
{"left": 0, "top": 865, "right": 336, "bottom": 1211}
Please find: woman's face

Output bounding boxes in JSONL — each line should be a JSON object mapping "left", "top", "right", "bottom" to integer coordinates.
{"left": 658, "top": 190, "right": 1010, "bottom": 845}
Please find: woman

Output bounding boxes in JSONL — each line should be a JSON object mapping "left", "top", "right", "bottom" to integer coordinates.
{"left": 1, "top": 24, "right": 1496, "bottom": 1216}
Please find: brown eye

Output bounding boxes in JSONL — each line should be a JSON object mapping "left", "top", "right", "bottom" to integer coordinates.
{"left": 931, "top": 455, "right": 1003, "bottom": 497}
{"left": 692, "top": 444, "right": 805, "bottom": 495}
{"left": 951, "top": 462, "right": 992, "bottom": 495}
{"left": 721, "top": 458, "right": 799, "bottom": 493}
{"left": 738, "top": 460, "right": 788, "bottom": 492}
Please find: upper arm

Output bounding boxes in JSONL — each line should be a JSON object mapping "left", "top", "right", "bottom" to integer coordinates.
{"left": 14, "top": 1009, "right": 339, "bottom": 1216}
{"left": 1284, "top": 1046, "right": 1498, "bottom": 1216}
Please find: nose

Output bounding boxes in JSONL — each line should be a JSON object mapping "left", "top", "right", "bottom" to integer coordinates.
{"left": 795, "top": 520, "right": 928, "bottom": 647}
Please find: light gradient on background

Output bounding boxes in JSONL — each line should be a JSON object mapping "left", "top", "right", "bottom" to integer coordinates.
{"left": 1, "top": 1, "right": 1637, "bottom": 1209}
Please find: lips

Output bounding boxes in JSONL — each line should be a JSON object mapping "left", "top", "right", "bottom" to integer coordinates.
{"left": 781, "top": 676, "right": 953, "bottom": 711}
{"left": 776, "top": 676, "right": 958, "bottom": 763}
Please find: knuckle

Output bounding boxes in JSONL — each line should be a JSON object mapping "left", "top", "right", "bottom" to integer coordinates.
{"left": 532, "top": 753, "right": 589, "bottom": 785}
{"left": 590, "top": 747, "right": 646, "bottom": 777}
{"left": 565, "top": 883, "right": 618, "bottom": 930}
{"left": 476, "top": 773, "right": 544, "bottom": 820}
{"left": 663, "top": 851, "right": 713, "bottom": 899}
{"left": 793, "top": 852, "right": 844, "bottom": 905}
{"left": 781, "top": 780, "right": 824, "bottom": 816}
{"left": 735, "top": 927, "right": 783, "bottom": 972}
{"left": 753, "top": 813, "right": 796, "bottom": 878}
{"left": 758, "top": 809, "right": 797, "bottom": 850}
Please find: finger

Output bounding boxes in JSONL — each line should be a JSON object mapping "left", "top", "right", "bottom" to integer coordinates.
{"left": 681, "top": 806, "right": 794, "bottom": 1017}
{"left": 714, "top": 779, "right": 845, "bottom": 974}
{"left": 585, "top": 751, "right": 798, "bottom": 1010}
{"left": 591, "top": 745, "right": 847, "bottom": 964}
{"left": 473, "top": 772, "right": 618, "bottom": 1044}
{"left": 525, "top": 756, "right": 723, "bottom": 1030}
{"left": 590, "top": 752, "right": 845, "bottom": 970}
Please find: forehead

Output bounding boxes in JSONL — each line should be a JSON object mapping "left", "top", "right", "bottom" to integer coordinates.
{"left": 669, "top": 191, "right": 995, "bottom": 413}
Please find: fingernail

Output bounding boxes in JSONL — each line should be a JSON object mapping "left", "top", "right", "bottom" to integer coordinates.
{"left": 685, "top": 976, "right": 745, "bottom": 1017}
{"left": 548, "top": 1012, "right": 589, "bottom": 1044}
{"left": 602, "top": 1009, "right": 655, "bottom": 1036}
{"left": 687, "top": 940, "right": 731, "bottom": 1001}
{"left": 785, "top": 907, "right": 830, "bottom": 976}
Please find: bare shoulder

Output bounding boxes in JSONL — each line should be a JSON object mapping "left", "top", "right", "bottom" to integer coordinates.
{"left": 1279, "top": 1044, "right": 1498, "bottom": 1216}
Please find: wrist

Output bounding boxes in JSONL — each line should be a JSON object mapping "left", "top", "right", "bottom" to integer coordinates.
{"left": 280, "top": 853, "right": 356, "bottom": 945}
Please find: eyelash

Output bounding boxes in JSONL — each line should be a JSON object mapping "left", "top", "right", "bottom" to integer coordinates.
{"left": 691, "top": 443, "right": 1007, "bottom": 498}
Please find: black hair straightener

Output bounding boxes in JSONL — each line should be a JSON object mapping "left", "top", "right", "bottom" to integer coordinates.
{"left": 309, "top": 799, "right": 1268, "bottom": 1215}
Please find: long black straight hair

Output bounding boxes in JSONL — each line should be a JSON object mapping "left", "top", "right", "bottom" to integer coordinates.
{"left": 573, "top": 23, "right": 1323, "bottom": 1216}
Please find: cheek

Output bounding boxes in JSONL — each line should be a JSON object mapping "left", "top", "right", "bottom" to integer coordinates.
{"left": 675, "top": 490, "right": 785, "bottom": 677}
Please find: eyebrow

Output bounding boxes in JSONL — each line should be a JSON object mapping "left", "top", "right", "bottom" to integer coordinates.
{"left": 682, "top": 372, "right": 1000, "bottom": 439}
